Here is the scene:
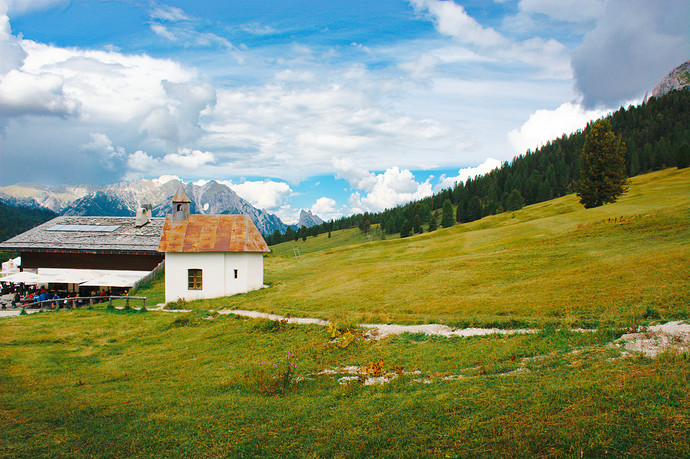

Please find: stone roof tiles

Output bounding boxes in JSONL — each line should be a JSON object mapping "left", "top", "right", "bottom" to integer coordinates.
{"left": 0, "top": 216, "right": 165, "bottom": 253}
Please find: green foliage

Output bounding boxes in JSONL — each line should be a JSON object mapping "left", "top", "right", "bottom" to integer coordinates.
{"left": 677, "top": 142, "right": 690, "bottom": 169}
{"left": 441, "top": 199, "right": 454, "bottom": 228}
{"left": 427, "top": 214, "right": 438, "bottom": 232}
{"left": 412, "top": 213, "right": 422, "bottom": 234}
{"left": 506, "top": 188, "right": 525, "bottom": 211}
{"left": 400, "top": 219, "right": 412, "bottom": 238}
{"left": 577, "top": 119, "right": 629, "bottom": 208}
{"left": 359, "top": 212, "right": 371, "bottom": 234}
{"left": 0, "top": 202, "right": 57, "bottom": 242}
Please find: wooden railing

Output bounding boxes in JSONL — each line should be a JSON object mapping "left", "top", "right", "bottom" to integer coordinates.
{"left": 14, "top": 296, "right": 148, "bottom": 311}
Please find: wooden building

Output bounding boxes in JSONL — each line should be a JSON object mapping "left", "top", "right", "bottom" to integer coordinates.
{"left": 0, "top": 215, "right": 165, "bottom": 271}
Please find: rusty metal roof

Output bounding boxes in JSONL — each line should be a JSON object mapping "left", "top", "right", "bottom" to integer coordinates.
{"left": 158, "top": 214, "right": 270, "bottom": 253}
{"left": 172, "top": 185, "right": 191, "bottom": 203}
{"left": 0, "top": 216, "right": 165, "bottom": 253}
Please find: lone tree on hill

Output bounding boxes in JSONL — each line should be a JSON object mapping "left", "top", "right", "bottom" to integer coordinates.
{"left": 577, "top": 119, "right": 628, "bottom": 208}
{"left": 441, "top": 199, "right": 454, "bottom": 228}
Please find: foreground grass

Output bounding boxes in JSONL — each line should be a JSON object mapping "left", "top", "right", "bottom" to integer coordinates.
{"left": 1, "top": 309, "right": 688, "bottom": 457}
{"left": 1, "top": 168, "right": 688, "bottom": 457}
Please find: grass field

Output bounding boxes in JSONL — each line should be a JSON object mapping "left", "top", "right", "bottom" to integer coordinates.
{"left": 1, "top": 168, "right": 688, "bottom": 457}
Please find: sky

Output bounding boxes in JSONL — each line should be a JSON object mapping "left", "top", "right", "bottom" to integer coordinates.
{"left": 0, "top": 0, "right": 687, "bottom": 224}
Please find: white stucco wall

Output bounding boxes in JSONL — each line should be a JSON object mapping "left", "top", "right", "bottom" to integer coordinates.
{"left": 165, "top": 252, "right": 264, "bottom": 303}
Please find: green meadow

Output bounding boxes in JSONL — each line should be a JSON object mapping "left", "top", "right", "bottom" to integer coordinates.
{"left": 1, "top": 168, "right": 688, "bottom": 457}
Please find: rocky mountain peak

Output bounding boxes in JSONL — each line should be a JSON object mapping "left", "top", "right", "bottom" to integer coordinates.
{"left": 651, "top": 60, "right": 690, "bottom": 98}
{"left": 297, "top": 209, "right": 324, "bottom": 228}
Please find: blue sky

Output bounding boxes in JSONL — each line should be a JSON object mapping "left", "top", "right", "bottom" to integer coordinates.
{"left": 0, "top": 0, "right": 687, "bottom": 223}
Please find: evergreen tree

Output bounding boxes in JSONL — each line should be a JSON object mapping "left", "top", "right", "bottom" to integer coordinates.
{"left": 506, "top": 189, "right": 524, "bottom": 211}
{"left": 441, "top": 199, "right": 454, "bottom": 228}
{"left": 467, "top": 196, "right": 482, "bottom": 222}
{"left": 359, "top": 212, "right": 371, "bottom": 234}
{"left": 413, "top": 214, "right": 422, "bottom": 234}
{"left": 676, "top": 142, "right": 690, "bottom": 169}
{"left": 428, "top": 214, "right": 438, "bottom": 232}
{"left": 400, "top": 219, "right": 412, "bottom": 238}
{"left": 577, "top": 119, "right": 628, "bottom": 208}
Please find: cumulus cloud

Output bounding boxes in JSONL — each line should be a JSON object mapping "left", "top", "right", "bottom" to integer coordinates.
{"left": 311, "top": 197, "right": 337, "bottom": 216}
{"left": 435, "top": 158, "right": 503, "bottom": 191}
{"left": 81, "top": 132, "right": 126, "bottom": 170}
{"left": 0, "top": 69, "right": 78, "bottom": 116}
{"left": 335, "top": 160, "right": 434, "bottom": 213}
{"left": 571, "top": 0, "right": 689, "bottom": 108}
{"left": 225, "top": 180, "right": 293, "bottom": 211}
{"left": 163, "top": 149, "right": 215, "bottom": 169}
{"left": 508, "top": 102, "right": 609, "bottom": 154}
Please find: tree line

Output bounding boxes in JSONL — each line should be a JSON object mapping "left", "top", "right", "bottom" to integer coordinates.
{"left": 266, "top": 89, "right": 690, "bottom": 245}
{"left": 0, "top": 202, "right": 58, "bottom": 263}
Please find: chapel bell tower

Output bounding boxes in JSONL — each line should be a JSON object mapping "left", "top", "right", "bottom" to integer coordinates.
{"left": 172, "top": 184, "right": 191, "bottom": 222}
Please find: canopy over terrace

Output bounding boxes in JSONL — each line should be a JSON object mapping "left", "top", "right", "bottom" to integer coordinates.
{"left": 1, "top": 269, "right": 150, "bottom": 289}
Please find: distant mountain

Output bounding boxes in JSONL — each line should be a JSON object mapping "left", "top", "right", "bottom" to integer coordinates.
{"left": 0, "top": 179, "right": 288, "bottom": 236}
{"left": 652, "top": 60, "right": 690, "bottom": 98}
{"left": 296, "top": 209, "right": 324, "bottom": 228}
{"left": 62, "top": 191, "right": 133, "bottom": 216}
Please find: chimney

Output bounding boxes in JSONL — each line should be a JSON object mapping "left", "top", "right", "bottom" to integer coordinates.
{"left": 135, "top": 202, "right": 152, "bottom": 227}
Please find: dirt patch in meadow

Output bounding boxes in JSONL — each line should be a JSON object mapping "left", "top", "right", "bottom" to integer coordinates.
{"left": 615, "top": 321, "right": 690, "bottom": 357}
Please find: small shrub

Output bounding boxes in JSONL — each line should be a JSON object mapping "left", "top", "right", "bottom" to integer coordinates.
{"left": 252, "top": 318, "right": 290, "bottom": 333}
{"left": 327, "top": 324, "right": 359, "bottom": 349}
{"left": 643, "top": 305, "right": 661, "bottom": 320}
{"left": 245, "top": 351, "right": 299, "bottom": 396}
{"left": 170, "top": 316, "right": 199, "bottom": 327}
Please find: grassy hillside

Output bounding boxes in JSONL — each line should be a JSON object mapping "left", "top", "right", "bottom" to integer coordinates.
{"left": 1, "top": 168, "right": 688, "bottom": 457}
{"left": 227, "top": 168, "right": 689, "bottom": 327}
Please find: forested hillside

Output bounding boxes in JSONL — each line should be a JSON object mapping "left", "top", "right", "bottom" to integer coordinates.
{"left": 267, "top": 89, "right": 690, "bottom": 244}
{"left": 0, "top": 202, "right": 57, "bottom": 243}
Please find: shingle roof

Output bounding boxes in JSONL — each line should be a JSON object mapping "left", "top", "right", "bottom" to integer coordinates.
{"left": 158, "top": 214, "right": 270, "bottom": 253}
{"left": 0, "top": 216, "right": 165, "bottom": 253}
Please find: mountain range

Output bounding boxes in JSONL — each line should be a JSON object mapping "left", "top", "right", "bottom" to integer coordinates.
{"left": 0, "top": 179, "right": 323, "bottom": 236}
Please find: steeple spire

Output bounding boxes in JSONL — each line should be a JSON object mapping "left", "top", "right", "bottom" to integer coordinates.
{"left": 172, "top": 184, "right": 191, "bottom": 222}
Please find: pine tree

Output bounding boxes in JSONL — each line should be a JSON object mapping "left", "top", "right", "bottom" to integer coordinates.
{"left": 428, "top": 214, "right": 438, "bottom": 232}
{"left": 577, "top": 119, "right": 628, "bottom": 208}
{"left": 441, "top": 199, "right": 454, "bottom": 228}
{"left": 413, "top": 214, "right": 422, "bottom": 234}
{"left": 676, "top": 142, "right": 690, "bottom": 169}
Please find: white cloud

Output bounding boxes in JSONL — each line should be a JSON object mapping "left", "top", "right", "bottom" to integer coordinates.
{"left": 435, "top": 158, "right": 503, "bottom": 191}
{"left": 411, "top": 0, "right": 504, "bottom": 47}
{"left": 311, "top": 197, "right": 337, "bottom": 215}
{"left": 3, "top": 0, "right": 68, "bottom": 15}
{"left": 409, "top": 0, "right": 571, "bottom": 79}
{"left": 508, "top": 102, "right": 609, "bottom": 154}
{"left": 163, "top": 149, "right": 215, "bottom": 169}
{"left": 0, "top": 69, "right": 78, "bottom": 116}
{"left": 127, "top": 150, "right": 159, "bottom": 173}
{"left": 152, "top": 175, "right": 182, "bottom": 186}
{"left": 227, "top": 180, "right": 293, "bottom": 211}
{"left": 339, "top": 164, "right": 434, "bottom": 213}
{"left": 150, "top": 5, "right": 190, "bottom": 22}
{"left": 81, "top": 132, "right": 126, "bottom": 169}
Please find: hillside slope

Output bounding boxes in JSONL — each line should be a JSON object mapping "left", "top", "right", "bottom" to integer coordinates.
{"left": 233, "top": 168, "right": 689, "bottom": 327}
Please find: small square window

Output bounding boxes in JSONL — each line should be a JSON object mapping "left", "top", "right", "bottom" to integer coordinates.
{"left": 188, "top": 269, "right": 202, "bottom": 290}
